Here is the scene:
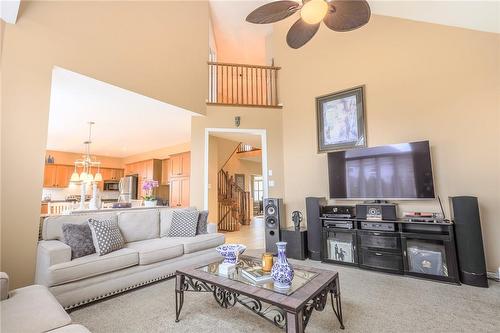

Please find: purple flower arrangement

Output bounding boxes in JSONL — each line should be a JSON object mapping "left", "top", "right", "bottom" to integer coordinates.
{"left": 142, "top": 179, "right": 159, "bottom": 201}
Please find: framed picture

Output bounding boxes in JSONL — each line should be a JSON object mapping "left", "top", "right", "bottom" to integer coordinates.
{"left": 316, "top": 86, "right": 366, "bottom": 153}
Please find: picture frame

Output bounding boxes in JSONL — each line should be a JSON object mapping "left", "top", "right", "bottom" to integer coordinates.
{"left": 316, "top": 86, "right": 367, "bottom": 153}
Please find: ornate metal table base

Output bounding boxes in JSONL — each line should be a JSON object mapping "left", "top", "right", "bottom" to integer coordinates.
{"left": 175, "top": 274, "right": 344, "bottom": 332}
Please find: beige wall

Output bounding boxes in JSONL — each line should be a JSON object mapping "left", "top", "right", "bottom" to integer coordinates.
{"left": 191, "top": 106, "right": 284, "bottom": 214}
{"left": 1, "top": 1, "right": 209, "bottom": 287}
{"left": 122, "top": 142, "right": 191, "bottom": 165}
{"left": 273, "top": 15, "right": 500, "bottom": 271}
{"left": 45, "top": 150, "right": 125, "bottom": 169}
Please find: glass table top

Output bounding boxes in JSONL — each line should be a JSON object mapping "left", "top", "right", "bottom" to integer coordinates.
{"left": 197, "top": 255, "right": 318, "bottom": 296}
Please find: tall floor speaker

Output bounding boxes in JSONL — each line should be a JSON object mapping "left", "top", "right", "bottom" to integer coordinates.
{"left": 305, "top": 197, "right": 326, "bottom": 261}
{"left": 264, "top": 198, "right": 284, "bottom": 254}
{"left": 449, "top": 196, "right": 488, "bottom": 288}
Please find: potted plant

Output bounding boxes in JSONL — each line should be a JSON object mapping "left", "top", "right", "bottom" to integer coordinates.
{"left": 142, "top": 179, "right": 159, "bottom": 207}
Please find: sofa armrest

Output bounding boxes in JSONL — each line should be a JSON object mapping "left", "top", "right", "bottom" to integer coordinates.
{"left": 35, "top": 240, "right": 71, "bottom": 286}
{"left": 1, "top": 272, "right": 9, "bottom": 300}
{"left": 207, "top": 223, "right": 217, "bottom": 234}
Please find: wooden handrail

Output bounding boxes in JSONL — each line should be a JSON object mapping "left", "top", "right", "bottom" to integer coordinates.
{"left": 217, "top": 169, "right": 251, "bottom": 231}
{"left": 208, "top": 61, "right": 281, "bottom": 108}
{"left": 207, "top": 61, "right": 281, "bottom": 70}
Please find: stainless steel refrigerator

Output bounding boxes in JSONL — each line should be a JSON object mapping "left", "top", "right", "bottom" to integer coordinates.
{"left": 118, "top": 175, "right": 138, "bottom": 202}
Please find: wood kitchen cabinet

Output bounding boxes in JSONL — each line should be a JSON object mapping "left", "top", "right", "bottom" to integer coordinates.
{"left": 43, "top": 165, "right": 72, "bottom": 188}
{"left": 161, "top": 159, "right": 170, "bottom": 185}
{"left": 125, "top": 159, "right": 162, "bottom": 198}
{"left": 169, "top": 177, "right": 190, "bottom": 207}
{"left": 168, "top": 152, "right": 190, "bottom": 180}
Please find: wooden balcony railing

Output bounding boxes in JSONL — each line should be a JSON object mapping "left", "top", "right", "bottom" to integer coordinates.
{"left": 208, "top": 61, "right": 281, "bottom": 108}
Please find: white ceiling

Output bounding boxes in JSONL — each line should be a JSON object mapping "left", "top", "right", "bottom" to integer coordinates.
{"left": 0, "top": 0, "right": 20, "bottom": 24}
{"left": 209, "top": 0, "right": 499, "bottom": 64}
{"left": 47, "top": 67, "right": 197, "bottom": 158}
{"left": 370, "top": 0, "right": 500, "bottom": 34}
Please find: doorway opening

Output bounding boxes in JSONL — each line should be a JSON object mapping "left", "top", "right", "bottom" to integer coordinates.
{"left": 204, "top": 128, "right": 268, "bottom": 250}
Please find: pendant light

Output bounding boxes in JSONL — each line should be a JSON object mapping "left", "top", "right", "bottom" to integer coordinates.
{"left": 71, "top": 122, "right": 102, "bottom": 184}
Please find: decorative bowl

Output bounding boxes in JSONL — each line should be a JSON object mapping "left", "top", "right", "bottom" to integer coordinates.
{"left": 216, "top": 244, "right": 247, "bottom": 264}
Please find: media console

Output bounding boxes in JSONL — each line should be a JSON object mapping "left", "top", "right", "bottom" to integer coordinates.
{"left": 321, "top": 217, "right": 460, "bottom": 284}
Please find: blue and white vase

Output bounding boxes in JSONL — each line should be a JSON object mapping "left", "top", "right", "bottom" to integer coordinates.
{"left": 271, "top": 242, "right": 294, "bottom": 289}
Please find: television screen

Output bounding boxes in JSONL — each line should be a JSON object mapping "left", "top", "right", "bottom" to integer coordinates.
{"left": 328, "top": 141, "right": 435, "bottom": 199}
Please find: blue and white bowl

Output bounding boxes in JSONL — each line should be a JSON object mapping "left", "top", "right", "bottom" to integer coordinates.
{"left": 216, "top": 244, "right": 247, "bottom": 264}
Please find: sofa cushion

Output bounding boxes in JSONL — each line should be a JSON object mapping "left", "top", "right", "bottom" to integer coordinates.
{"left": 47, "top": 248, "right": 138, "bottom": 286}
{"left": 118, "top": 209, "right": 159, "bottom": 242}
{"left": 88, "top": 217, "right": 125, "bottom": 256}
{"left": 62, "top": 223, "right": 96, "bottom": 259}
{"left": 168, "top": 210, "right": 200, "bottom": 237}
{"left": 170, "top": 233, "right": 225, "bottom": 254}
{"left": 43, "top": 211, "right": 117, "bottom": 240}
{"left": 126, "top": 238, "right": 184, "bottom": 265}
{"left": 159, "top": 207, "right": 196, "bottom": 237}
{"left": 0, "top": 285, "right": 71, "bottom": 333}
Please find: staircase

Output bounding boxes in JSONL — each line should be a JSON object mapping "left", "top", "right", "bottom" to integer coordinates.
{"left": 217, "top": 143, "right": 253, "bottom": 231}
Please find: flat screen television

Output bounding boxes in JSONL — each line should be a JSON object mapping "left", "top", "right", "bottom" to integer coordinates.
{"left": 328, "top": 141, "right": 435, "bottom": 200}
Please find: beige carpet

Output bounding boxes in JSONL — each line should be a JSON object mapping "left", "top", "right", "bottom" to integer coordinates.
{"left": 70, "top": 258, "right": 500, "bottom": 332}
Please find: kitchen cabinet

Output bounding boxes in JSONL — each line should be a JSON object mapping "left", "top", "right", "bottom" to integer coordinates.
{"left": 169, "top": 177, "right": 190, "bottom": 207}
{"left": 169, "top": 152, "right": 190, "bottom": 179}
{"left": 43, "top": 165, "right": 72, "bottom": 188}
{"left": 125, "top": 159, "right": 162, "bottom": 198}
{"left": 161, "top": 159, "right": 170, "bottom": 185}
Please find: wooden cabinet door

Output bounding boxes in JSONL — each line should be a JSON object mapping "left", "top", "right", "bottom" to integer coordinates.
{"left": 113, "top": 169, "right": 124, "bottom": 180}
{"left": 143, "top": 160, "right": 154, "bottom": 180}
{"left": 56, "top": 165, "right": 71, "bottom": 187}
{"left": 180, "top": 177, "right": 190, "bottom": 207}
{"left": 181, "top": 152, "right": 190, "bottom": 176}
{"left": 43, "top": 165, "right": 57, "bottom": 187}
{"left": 170, "top": 155, "right": 182, "bottom": 178}
{"left": 169, "top": 178, "right": 181, "bottom": 207}
{"left": 100, "top": 168, "right": 113, "bottom": 181}
{"left": 161, "top": 159, "right": 169, "bottom": 185}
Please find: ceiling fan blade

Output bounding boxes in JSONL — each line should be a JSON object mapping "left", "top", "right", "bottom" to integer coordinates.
{"left": 323, "top": 0, "right": 371, "bottom": 32}
{"left": 286, "top": 18, "right": 320, "bottom": 49}
{"left": 246, "top": 1, "right": 301, "bottom": 24}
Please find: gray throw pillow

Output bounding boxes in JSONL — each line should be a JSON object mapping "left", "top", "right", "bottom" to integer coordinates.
{"left": 62, "top": 223, "right": 96, "bottom": 259}
{"left": 196, "top": 210, "right": 209, "bottom": 235}
{"left": 168, "top": 210, "right": 200, "bottom": 237}
{"left": 88, "top": 217, "right": 125, "bottom": 256}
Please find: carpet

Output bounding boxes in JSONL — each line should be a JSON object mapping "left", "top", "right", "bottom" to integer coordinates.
{"left": 69, "top": 258, "right": 500, "bottom": 332}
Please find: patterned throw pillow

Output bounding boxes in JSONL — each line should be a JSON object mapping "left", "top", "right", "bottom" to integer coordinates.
{"left": 62, "top": 223, "right": 96, "bottom": 259}
{"left": 196, "top": 210, "right": 209, "bottom": 235}
{"left": 88, "top": 217, "right": 125, "bottom": 256}
{"left": 168, "top": 210, "right": 200, "bottom": 237}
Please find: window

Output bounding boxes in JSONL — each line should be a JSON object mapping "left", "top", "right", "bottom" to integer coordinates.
{"left": 252, "top": 176, "right": 264, "bottom": 202}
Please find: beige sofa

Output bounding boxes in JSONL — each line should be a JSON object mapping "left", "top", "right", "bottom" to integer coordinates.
{"left": 35, "top": 207, "right": 224, "bottom": 309}
{"left": 0, "top": 272, "right": 91, "bottom": 333}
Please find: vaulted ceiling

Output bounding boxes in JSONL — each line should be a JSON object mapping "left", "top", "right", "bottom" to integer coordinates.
{"left": 209, "top": 0, "right": 499, "bottom": 65}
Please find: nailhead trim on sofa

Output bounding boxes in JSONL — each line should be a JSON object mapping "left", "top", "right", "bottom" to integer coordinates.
{"left": 64, "top": 273, "right": 174, "bottom": 310}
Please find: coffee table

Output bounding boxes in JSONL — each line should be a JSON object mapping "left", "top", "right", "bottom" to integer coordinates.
{"left": 174, "top": 256, "right": 344, "bottom": 332}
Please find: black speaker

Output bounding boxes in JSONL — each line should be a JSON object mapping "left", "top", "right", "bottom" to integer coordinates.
{"left": 264, "top": 198, "right": 283, "bottom": 254}
{"left": 305, "top": 197, "right": 327, "bottom": 261}
{"left": 356, "top": 203, "right": 397, "bottom": 221}
{"left": 449, "top": 196, "right": 488, "bottom": 288}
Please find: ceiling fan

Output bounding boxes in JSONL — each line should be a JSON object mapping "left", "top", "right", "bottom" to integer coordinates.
{"left": 246, "top": 0, "right": 371, "bottom": 49}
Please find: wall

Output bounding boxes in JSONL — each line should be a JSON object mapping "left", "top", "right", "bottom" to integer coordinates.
{"left": 122, "top": 142, "right": 191, "bottom": 165}
{"left": 191, "top": 106, "right": 284, "bottom": 215}
{"left": 272, "top": 15, "right": 500, "bottom": 271}
{"left": 45, "top": 150, "right": 124, "bottom": 169}
{"left": 1, "top": 0, "right": 209, "bottom": 287}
